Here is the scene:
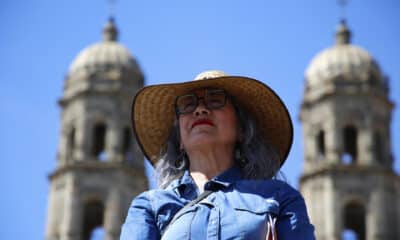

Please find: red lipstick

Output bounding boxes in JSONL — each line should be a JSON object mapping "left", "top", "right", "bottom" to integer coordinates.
{"left": 191, "top": 119, "right": 214, "bottom": 128}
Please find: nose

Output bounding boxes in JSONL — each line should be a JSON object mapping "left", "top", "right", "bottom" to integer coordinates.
{"left": 193, "top": 99, "right": 210, "bottom": 116}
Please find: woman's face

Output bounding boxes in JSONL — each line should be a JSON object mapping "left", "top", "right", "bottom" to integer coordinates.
{"left": 177, "top": 88, "right": 240, "bottom": 152}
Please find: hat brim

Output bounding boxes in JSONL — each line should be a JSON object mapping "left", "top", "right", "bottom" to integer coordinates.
{"left": 131, "top": 76, "right": 293, "bottom": 167}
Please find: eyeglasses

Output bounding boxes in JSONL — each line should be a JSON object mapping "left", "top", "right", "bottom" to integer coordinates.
{"left": 175, "top": 89, "right": 228, "bottom": 115}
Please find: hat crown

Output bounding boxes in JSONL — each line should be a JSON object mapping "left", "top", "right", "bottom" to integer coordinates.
{"left": 194, "top": 70, "right": 228, "bottom": 80}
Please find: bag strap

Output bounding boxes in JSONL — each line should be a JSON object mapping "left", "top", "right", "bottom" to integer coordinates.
{"left": 161, "top": 190, "right": 213, "bottom": 236}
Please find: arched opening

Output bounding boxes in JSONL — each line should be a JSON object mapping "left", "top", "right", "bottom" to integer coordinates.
{"left": 92, "top": 123, "right": 107, "bottom": 161}
{"left": 83, "top": 200, "right": 104, "bottom": 240}
{"left": 122, "top": 127, "right": 133, "bottom": 163}
{"left": 67, "top": 127, "right": 76, "bottom": 160}
{"left": 316, "top": 130, "right": 325, "bottom": 159}
{"left": 89, "top": 226, "right": 105, "bottom": 240}
{"left": 342, "top": 229, "right": 358, "bottom": 240}
{"left": 342, "top": 202, "right": 366, "bottom": 240}
{"left": 373, "top": 131, "right": 384, "bottom": 163}
{"left": 342, "top": 126, "right": 357, "bottom": 164}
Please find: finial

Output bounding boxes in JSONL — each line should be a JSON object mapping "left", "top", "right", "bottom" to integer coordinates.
{"left": 335, "top": 19, "right": 351, "bottom": 45}
{"left": 335, "top": 0, "right": 351, "bottom": 44}
{"left": 108, "top": 0, "right": 116, "bottom": 20}
{"left": 338, "top": 0, "right": 349, "bottom": 22}
{"left": 102, "top": 17, "right": 118, "bottom": 41}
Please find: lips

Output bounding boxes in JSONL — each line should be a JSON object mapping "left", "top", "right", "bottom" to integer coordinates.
{"left": 191, "top": 119, "right": 214, "bottom": 129}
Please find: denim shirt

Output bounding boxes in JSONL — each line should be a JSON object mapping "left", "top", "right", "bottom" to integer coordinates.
{"left": 120, "top": 167, "right": 315, "bottom": 240}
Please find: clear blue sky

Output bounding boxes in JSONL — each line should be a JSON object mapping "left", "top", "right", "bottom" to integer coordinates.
{"left": 1, "top": 0, "right": 399, "bottom": 239}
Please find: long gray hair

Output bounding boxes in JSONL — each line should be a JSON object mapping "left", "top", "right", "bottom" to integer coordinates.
{"left": 155, "top": 100, "right": 282, "bottom": 189}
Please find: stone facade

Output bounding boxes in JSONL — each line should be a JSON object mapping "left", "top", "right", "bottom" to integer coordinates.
{"left": 300, "top": 20, "right": 400, "bottom": 240}
{"left": 45, "top": 18, "right": 147, "bottom": 240}
{"left": 46, "top": 17, "right": 400, "bottom": 240}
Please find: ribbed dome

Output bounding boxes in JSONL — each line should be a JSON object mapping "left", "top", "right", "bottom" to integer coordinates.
{"left": 305, "top": 20, "right": 383, "bottom": 97}
{"left": 68, "top": 18, "right": 141, "bottom": 76}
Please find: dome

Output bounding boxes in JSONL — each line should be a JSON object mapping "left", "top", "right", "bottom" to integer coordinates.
{"left": 68, "top": 18, "right": 141, "bottom": 76}
{"left": 304, "top": 20, "right": 384, "bottom": 99}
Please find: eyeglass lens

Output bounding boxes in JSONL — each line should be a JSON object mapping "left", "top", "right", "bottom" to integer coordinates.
{"left": 176, "top": 89, "right": 227, "bottom": 115}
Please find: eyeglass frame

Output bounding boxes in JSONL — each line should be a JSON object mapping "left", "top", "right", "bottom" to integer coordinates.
{"left": 174, "top": 88, "right": 229, "bottom": 116}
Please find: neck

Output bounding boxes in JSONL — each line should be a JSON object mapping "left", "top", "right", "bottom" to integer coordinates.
{"left": 187, "top": 144, "right": 234, "bottom": 191}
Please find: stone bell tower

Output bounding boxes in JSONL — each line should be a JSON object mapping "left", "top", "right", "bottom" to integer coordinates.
{"left": 45, "top": 18, "right": 147, "bottom": 240}
{"left": 299, "top": 20, "right": 400, "bottom": 240}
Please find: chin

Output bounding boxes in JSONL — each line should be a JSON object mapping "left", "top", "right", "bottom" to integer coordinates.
{"left": 187, "top": 138, "right": 216, "bottom": 148}
{"left": 186, "top": 137, "right": 235, "bottom": 150}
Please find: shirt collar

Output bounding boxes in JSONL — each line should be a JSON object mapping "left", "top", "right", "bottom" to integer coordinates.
{"left": 171, "top": 166, "right": 242, "bottom": 196}
{"left": 170, "top": 171, "right": 197, "bottom": 199}
{"left": 212, "top": 166, "right": 242, "bottom": 187}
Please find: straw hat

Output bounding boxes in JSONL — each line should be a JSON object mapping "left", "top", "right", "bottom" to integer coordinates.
{"left": 131, "top": 70, "right": 293, "bottom": 167}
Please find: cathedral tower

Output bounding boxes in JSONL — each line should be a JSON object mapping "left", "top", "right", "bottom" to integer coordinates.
{"left": 45, "top": 18, "right": 147, "bottom": 240}
{"left": 299, "top": 20, "right": 399, "bottom": 240}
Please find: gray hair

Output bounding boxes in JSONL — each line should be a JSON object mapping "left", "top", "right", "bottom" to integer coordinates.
{"left": 155, "top": 101, "right": 283, "bottom": 189}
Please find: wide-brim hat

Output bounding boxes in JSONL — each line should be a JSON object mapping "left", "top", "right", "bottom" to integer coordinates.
{"left": 131, "top": 70, "right": 293, "bottom": 167}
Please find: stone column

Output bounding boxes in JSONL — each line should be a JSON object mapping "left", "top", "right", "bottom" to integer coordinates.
{"left": 60, "top": 176, "right": 82, "bottom": 240}
{"left": 45, "top": 185, "right": 59, "bottom": 240}
{"left": 384, "top": 127, "right": 392, "bottom": 167}
{"left": 326, "top": 121, "right": 341, "bottom": 165}
{"left": 358, "top": 128, "right": 374, "bottom": 165}
{"left": 57, "top": 123, "right": 68, "bottom": 166}
{"left": 104, "top": 189, "right": 124, "bottom": 240}
{"left": 368, "top": 181, "right": 388, "bottom": 240}
{"left": 106, "top": 120, "right": 121, "bottom": 163}
{"left": 302, "top": 123, "right": 314, "bottom": 173}
{"left": 76, "top": 116, "right": 90, "bottom": 161}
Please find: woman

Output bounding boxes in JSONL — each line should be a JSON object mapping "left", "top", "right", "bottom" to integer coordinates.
{"left": 121, "top": 70, "right": 315, "bottom": 239}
